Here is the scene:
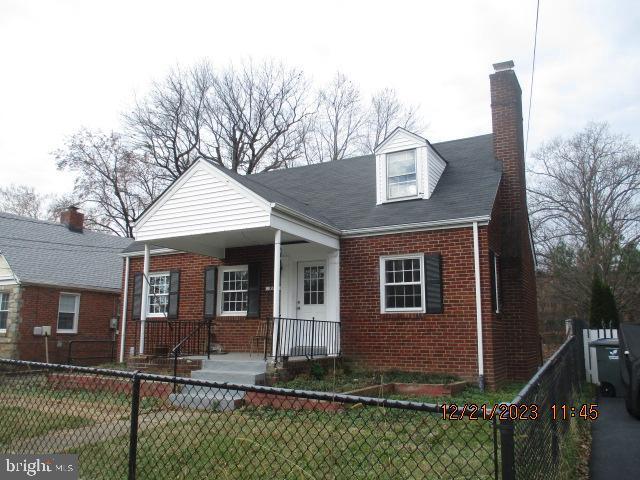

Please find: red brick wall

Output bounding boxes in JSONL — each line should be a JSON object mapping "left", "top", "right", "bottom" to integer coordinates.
{"left": 339, "top": 227, "right": 498, "bottom": 385}
{"left": 122, "top": 224, "right": 526, "bottom": 388}
{"left": 122, "top": 246, "right": 274, "bottom": 357}
{"left": 17, "top": 285, "right": 118, "bottom": 364}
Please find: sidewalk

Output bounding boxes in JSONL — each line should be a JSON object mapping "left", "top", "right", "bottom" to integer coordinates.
{"left": 590, "top": 397, "right": 640, "bottom": 479}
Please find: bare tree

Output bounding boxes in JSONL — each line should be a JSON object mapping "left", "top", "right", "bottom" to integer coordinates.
{"left": 125, "top": 64, "right": 210, "bottom": 181}
{"left": 530, "top": 122, "right": 640, "bottom": 314}
{"left": 361, "top": 88, "right": 423, "bottom": 153}
{"left": 126, "top": 60, "right": 311, "bottom": 176}
{"left": 202, "top": 61, "right": 311, "bottom": 173}
{"left": 55, "top": 129, "right": 162, "bottom": 237}
{"left": 306, "top": 73, "right": 365, "bottom": 163}
{"left": 0, "top": 184, "right": 48, "bottom": 219}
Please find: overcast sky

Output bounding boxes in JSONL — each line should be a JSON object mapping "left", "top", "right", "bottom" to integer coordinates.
{"left": 1, "top": 0, "right": 638, "bottom": 197}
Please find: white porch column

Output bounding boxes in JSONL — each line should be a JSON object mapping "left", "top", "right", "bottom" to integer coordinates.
{"left": 118, "top": 256, "right": 130, "bottom": 363}
{"left": 139, "top": 243, "right": 151, "bottom": 355}
{"left": 273, "top": 230, "right": 282, "bottom": 318}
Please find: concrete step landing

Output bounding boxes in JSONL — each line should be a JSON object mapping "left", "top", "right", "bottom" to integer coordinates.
{"left": 169, "top": 354, "right": 268, "bottom": 411}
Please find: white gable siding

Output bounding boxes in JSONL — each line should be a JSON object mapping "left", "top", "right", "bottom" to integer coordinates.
{"left": 376, "top": 129, "right": 425, "bottom": 154}
{"left": 427, "top": 147, "right": 446, "bottom": 197}
{"left": 136, "top": 163, "right": 270, "bottom": 241}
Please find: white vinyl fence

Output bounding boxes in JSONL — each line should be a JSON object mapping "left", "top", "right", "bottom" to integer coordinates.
{"left": 583, "top": 327, "right": 618, "bottom": 384}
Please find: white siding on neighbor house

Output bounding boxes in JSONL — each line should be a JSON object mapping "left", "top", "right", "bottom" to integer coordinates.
{"left": 427, "top": 147, "right": 447, "bottom": 197}
{"left": 136, "top": 163, "right": 270, "bottom": 241}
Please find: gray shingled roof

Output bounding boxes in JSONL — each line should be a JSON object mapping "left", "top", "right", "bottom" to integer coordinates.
{"left": 0, "top": 213, "right": 133, "bottom": 292}
{"left": 126, "top": 134, "right": 501, "bottom": 255}
{"left": 232, "top": 133, "right": 501, "bottom": 230}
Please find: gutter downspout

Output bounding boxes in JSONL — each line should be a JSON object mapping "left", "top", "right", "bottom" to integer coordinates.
{"left": 119, "top": 256, "right": 130, "bottom": 363}
{"left": 473, "top": 222, "right": 485, "bottom": 391}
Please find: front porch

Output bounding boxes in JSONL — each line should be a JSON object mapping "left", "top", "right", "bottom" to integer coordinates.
{"left": 121, "top": 158, "right": 342, "bottom": 371}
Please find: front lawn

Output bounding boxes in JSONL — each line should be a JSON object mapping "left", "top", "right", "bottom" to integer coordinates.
{"left": 0, "top": 406, "right": 93, "bottom": 445}
{"left": 75, "top": 403, "right": 497, "bottom": 479}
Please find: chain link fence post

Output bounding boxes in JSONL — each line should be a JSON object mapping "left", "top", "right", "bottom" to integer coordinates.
{"left": 128, "top": 371, "right": 141, "bottom": 480}
{"left": 499, "top": 417, "right": 516, "bottom": 480}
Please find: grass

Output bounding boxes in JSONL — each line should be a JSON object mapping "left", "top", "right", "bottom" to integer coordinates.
{"left": 0, "top": 406, "right": 92, "bottom": 445}
{"left": 0, "top": 376, "right": 165, "bottom": 413}
{"left": 275, "top": 366, "right": 460, "bottom": 393}
{"left": 0, "top": 371, "right": 524, "bottom": 479}
{"left": 75, "top": 404, "right": 498, "bottom": 479}
{"left": 558, "top": 385, "right": 595, "bottom": 480}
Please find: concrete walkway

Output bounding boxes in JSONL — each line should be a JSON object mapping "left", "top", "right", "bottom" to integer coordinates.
{"left": 7, "top": 410, "right": 203, "bottom": 454}
{"left": 590, "top": 397, "right": 640, "bottom": 479}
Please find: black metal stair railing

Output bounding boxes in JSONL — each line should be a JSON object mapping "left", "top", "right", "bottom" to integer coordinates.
{"left": 267, "top": 317, "right": 341, "bottom": 363}
{"left": 170, "top": 319, "right": 213, "bottom": 391}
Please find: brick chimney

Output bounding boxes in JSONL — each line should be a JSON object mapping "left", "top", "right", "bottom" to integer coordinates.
{"left": 490, "top": 60, "right": 527, "bottom": 257}
{"left": 489, "top": 60, "right": 542, "bottom": 380}
{"left": 60, "top": 206, "right": 84, "bottom": 233}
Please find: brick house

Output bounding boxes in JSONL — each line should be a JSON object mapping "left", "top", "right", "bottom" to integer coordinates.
{"left": 0, "top": 208, "right": 132, "bottom": 364}
{"left": 120, "top": 61, "right": 540, "bottom": 389}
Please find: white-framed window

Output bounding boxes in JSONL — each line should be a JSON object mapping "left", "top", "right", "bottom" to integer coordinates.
{"left": 57, "top": 293, "right": 80, "bottom": 333}
{"left": 379, "top": 255, "right": 425, "bottom": 313}
{"left": 387, "top": 149, "right": 418, "bottom": 199}
{"left": 0, "top": 292, "right": 8, "bottom": 332}
{"left": 218, "top": 265, "right": 249, "bottom": 315}
{"left": 148, "top": 272, "right": 170, "bottom": 317}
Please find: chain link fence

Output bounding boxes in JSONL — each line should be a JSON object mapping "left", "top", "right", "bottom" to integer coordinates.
{"left": 0, "top": 359, "right": 497, "bottom": 479}
{"left": 0, "top": 331, "right": 586, "bottom": 479}
{"left": 499, "top": 333, "right": 585, "bottom": 480}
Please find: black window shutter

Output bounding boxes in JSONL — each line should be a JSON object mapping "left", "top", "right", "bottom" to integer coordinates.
{"left": 167, "top": 270, "right": 180, "bottom": 319}
{"left": 489, "top": 251, "right": 497, "bottom": 312}
{"left": 424, "top": 253, "right": 443, "bottom": 314}
{"left": 203, "top": 266, "right": 217, "bottom": 319}
{"left": 132, "top": 273, "right": 143, "bottom": 320}
{"left": 247, "top": 263, "right": 261, "bottom": 318}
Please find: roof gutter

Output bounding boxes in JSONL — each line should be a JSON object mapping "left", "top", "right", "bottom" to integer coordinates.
{"left": 341, "top": 215, "right": 491, "bottom": 237}
{"left": 121, "top": 247, "right": 181, "bottom": 258}
{"left": 20, "top": 281, "right": 121, "bottom": 295}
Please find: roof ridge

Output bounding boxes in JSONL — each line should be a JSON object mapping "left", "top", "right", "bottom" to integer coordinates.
{"left": 249, "top": 154, "right": 374, "bottom": 178}
{"left": 0, "top": 211, "right": 130, "bottom": 243}
{"left": 432, "top": 133, "right": 493, "bottom": 146}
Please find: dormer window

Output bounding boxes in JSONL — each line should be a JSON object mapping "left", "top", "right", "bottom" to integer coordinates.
{"left": 375, "top": 127, "right": 447, "bottom": 205}
{"left": 387, "top": 149, "right": 418, "bottom": 199}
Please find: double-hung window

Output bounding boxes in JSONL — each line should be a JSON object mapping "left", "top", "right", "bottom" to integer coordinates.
{"left": 0, "top": 292, "right": 8, "bottom": 332}
{"left": 57, "top": 293, "right": 80, "bottom": 333}
{"left": 148, "top": 272, "right": 170, "bottom": 317}
{"left": 218, "top": 266, "right": 249, "bottom": 315}
{"left": 387, "top": 149, "right": 418, "bottom": 199}
{"left": 380, "top": 255, "right": 425, "bottom": 312}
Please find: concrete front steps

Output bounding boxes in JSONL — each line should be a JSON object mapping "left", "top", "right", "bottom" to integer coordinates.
{"left": 169, "top": 354, "right": 268, "bottom": 411}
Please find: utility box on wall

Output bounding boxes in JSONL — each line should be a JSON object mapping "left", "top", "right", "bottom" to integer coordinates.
{"left": 33, "top": 326, "right": 51, "bottom": 336}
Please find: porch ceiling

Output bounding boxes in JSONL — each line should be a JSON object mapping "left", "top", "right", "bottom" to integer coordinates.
{"left": 143, "top": 227, "right": 307, "bottom": 258}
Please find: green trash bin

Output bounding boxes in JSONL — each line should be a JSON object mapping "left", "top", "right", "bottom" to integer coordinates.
{"left": 590, "top": 338, "right": 622, "bottom": 397}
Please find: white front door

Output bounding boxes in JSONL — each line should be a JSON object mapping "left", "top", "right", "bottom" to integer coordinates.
{"left": 296, "top": 261, "right": 326, "bottom": 320}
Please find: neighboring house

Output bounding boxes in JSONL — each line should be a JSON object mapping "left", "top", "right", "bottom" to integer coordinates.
{"left": 0, "top": 208, "right": 132, "bottom": 363}
{"left": 120, "top": 61, "right": 540, "bottom": 388}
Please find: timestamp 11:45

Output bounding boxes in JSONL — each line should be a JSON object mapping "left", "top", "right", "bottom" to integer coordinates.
{"left": 552, "top": 404, "right": 599, "bottom": 420}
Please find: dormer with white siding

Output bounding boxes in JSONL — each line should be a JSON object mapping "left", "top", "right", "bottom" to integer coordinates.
{"left": 374, "top": 127, "right": 447, "bottom": 205}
